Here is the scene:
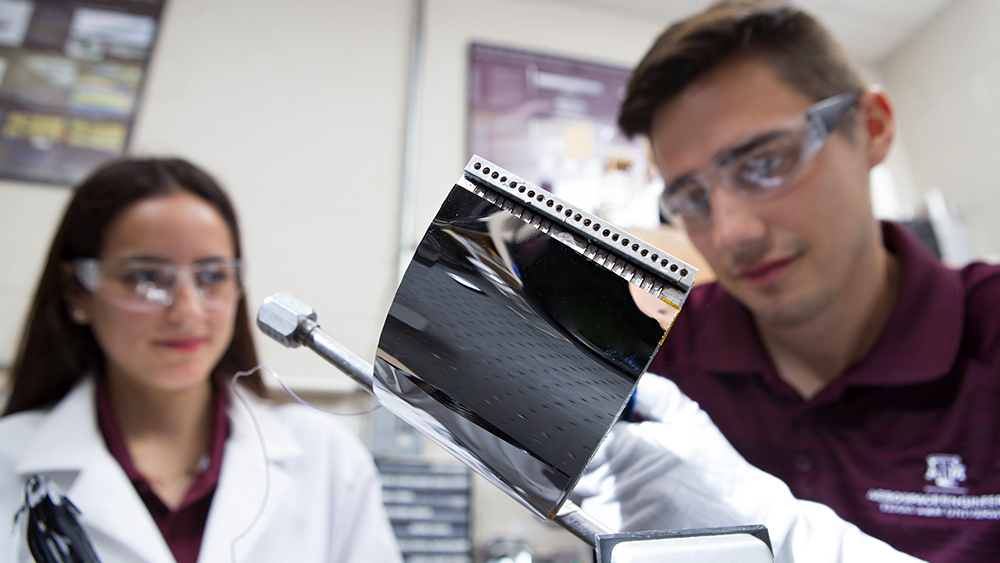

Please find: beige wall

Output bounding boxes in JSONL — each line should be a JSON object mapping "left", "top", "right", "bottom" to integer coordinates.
{"left": 0, "top": 0, "right": 414, "bottom": 388}
{"left": 0, "top": 0, "right": 669, "bottom": 386}
{"left": 879, "top": 0, "right": 1000, "bottom": 260}
{"left": 410, "top": 0, "right": 668, "bottom": 244}
{"left": 0, "top": 182, "right": 72, "bottom": 371}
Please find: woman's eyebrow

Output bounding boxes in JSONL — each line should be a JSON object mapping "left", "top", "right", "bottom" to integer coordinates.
{"left": 114, "top": 256, "right": 233, "bottom": 265}
{"left": 117, "top": 256, "right": 172, "bottom": 265}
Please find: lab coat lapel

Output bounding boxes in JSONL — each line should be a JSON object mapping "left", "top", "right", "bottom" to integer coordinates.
{"left": 198, "top": 394, "right": 300, "bottom": 563}
{"left": 14, "top": 377, "right": 175, "bottom": 563}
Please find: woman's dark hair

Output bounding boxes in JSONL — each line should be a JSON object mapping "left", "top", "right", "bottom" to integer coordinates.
{"left": 619, "top": 0, "right": 865, "bottom": 138}
{"left": 2, "top": 157, "right": 264, "bottom": 416}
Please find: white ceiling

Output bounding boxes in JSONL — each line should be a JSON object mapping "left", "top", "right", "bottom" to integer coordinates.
{"left": 545, "top": 0, "right": 957, "bottom": 65}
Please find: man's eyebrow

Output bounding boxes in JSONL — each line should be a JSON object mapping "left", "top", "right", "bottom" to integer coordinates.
{"left": 663, "top": 173, "right": 701, "bottom": 195}
{"left": 193, "top": 257, "right": 233, "bottom": 265}
{"left": 662, "top": 128, "right": 794, "bottom": 192}
{"left": 715, "top": 129, "right": 791, "bottom": 167}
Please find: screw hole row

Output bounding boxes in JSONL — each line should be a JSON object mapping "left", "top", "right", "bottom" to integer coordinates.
{"left": 475, "top": 160, "right": 689, "bottom": 277}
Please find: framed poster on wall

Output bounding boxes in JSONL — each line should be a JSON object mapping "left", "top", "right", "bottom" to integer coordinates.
{"left": 468, "top": 43, "right": 662, "bottom": 231}
{"left": 0, "top": 0, "right": 165, "bottom": 185}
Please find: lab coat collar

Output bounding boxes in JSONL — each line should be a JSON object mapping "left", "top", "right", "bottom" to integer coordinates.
{"left": 14, "top": 376, "right": 176, "bottom": 563}
{"left": 13, "top": 376, "right": 306, "bottom": 563}
{"left": 198, "top": 390, "right": 302, "bottom": 562}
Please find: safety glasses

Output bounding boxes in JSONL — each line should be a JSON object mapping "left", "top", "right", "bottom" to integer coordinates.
{"left": 659, "top": 91, "right": 862, "bottom": 228}
{"left": 73, "top": 257, "right": 243, "bottom": 311}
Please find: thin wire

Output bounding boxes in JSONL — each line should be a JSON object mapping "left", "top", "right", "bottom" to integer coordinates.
{"left": 230, "top": 366, "right": 271, "bottom": 563}
{"left": 266, "top": 366, "right": 381, "bottom": 417}
{"left": 228, "top": 364, "right": 381, "bottom": 562}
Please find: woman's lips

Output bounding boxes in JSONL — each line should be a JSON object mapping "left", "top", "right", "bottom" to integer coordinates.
{"left": 158, "top": 337, "right": 206, "bottom": 353}
{"left": 733, "top": 255, "right": 797, "bottom": 286}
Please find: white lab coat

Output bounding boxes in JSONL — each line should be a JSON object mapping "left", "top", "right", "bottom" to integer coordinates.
{"left": 0, "top": 376, "right": 403, "bottom": 563}
{"left": 572, "top": 375, "right": 927, "bottom": 563}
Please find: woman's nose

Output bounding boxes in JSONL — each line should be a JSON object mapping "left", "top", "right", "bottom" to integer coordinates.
{"left": 165, "top": 274, "right": 206, "bottom": 320}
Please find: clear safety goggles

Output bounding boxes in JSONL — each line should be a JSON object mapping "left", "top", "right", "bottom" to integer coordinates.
{"left": 73, "top": 257, "right": 243, "bottom": 311}
{"left": 659, "top": 91, "right": 861, "bottom": 228}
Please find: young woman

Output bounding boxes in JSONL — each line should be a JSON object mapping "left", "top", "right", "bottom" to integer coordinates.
{"left": 0, "top": 158, "right": 402, "bottom": 563}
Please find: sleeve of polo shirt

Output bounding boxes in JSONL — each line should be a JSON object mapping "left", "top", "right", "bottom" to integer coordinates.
{"left": 571, "top": 375, "right": 928, "bottom": 563}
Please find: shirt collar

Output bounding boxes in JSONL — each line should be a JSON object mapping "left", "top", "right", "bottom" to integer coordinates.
{"left": 694, "top": 221, "right": 965, "bottom": 386}
{"left": 96, "top": 375, "right": 230, "bottom": 509}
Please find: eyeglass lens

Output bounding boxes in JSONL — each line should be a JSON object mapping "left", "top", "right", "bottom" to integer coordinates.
{"left": 90, "top": 260, "right": 241, "bottom": 310}
{"left": 661, "top": 91, "right": 858, "bottom": 227}
{"left": 663, "top": 123, "right": 813, "bottom": 227}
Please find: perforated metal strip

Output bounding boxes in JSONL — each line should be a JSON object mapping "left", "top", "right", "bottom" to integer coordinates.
{"left": 458, "top": 155, "right": 697, "bottom": 308}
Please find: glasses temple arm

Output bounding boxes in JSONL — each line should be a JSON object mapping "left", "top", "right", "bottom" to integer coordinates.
{"left": 807, "top": 91, "right": 862, "bottom": 141}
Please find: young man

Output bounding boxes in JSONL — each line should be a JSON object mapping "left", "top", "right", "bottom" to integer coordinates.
{"left": 620, "top": 1, "right": 1000, "bottom": 561}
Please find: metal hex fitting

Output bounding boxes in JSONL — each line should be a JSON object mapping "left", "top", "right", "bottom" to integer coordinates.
{"left": 256, "top": 291, "right": 318, "bottom": 348}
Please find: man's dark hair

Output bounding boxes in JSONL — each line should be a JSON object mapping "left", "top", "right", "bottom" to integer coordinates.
{"left": 620, "top": 0, "right": 865, "bottom": 138}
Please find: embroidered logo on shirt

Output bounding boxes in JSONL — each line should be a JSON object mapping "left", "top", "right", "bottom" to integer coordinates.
{"left": 865, "top": 453, "right": 1000, "bottom": 521}
{"left": 923, "top": 453, "right": 968, "bottom": 494}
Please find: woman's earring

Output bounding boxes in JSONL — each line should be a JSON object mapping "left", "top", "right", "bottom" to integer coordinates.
{"left": 70, "top": 308, "right": 87, "bottom": 323}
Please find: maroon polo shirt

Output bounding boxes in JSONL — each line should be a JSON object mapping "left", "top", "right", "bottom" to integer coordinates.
{"left": 645, "top": 221, "right": 1000, "bottom": 563}
{"left": 96, "top": 376, "right": 229, "bottom": 563}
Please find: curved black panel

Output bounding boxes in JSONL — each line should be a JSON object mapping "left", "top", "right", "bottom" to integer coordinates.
{"left": 375, "top": 186, "right": 666, "bottom": 518}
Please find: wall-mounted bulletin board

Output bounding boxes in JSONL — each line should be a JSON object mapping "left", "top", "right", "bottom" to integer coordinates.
{"left": 0, "top": 0, "right": 164, "bottom": 185}
{"left": 467, "top": 43, "right": 662, "bottom": 231}
{"left": 467, "top": 43, "right": 718, "bottom": 284}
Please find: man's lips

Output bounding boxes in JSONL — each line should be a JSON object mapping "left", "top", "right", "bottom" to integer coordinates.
{"left": 156, "top": 337, "right": 207, "bottom": 352}
{"left": 733, "top": 254, "right": 798, "bottom": 286}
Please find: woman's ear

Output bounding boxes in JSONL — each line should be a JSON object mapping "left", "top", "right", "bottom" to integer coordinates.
{"left": 860, "top": 85, "right": 895, "bottom": 168}
{"left": 61, "top": 262, "right": 91, "bottom": 325}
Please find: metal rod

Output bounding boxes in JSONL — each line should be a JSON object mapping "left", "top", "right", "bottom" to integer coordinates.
{"left": 256, "top": 292, "right": 375, "bottom": 394}
{"left": 300, "top": 320, "right": 375, "bottom": 395}
{"left": 555, "top": 499, "right": 613, "bottom": 548}
{"left": 258, "top": 292, "right": 613, "bottom": 547}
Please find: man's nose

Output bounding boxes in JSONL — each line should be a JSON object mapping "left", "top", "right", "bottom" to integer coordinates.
{"left": 708, "top": 187, "right": 767, "bottom": 252}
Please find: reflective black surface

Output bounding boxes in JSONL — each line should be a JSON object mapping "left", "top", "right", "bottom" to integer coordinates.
{"left": 374, "top": 186, "right": 667, "bottom": 518}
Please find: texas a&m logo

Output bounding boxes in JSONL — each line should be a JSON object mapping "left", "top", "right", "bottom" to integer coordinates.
{"left": 867, "top": 453, "right": 1000, "bottom": 520}
{"left": 924, "top": 453, "right": 968, "bottom": 494}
